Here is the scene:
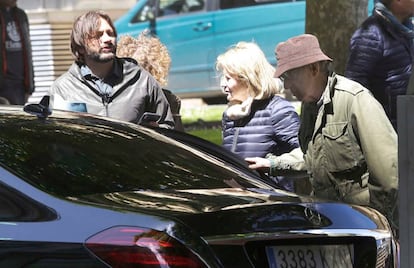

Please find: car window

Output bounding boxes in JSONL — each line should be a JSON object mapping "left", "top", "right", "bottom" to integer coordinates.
{"left": 220, "top": 0, "right": 294, "bottom": 10}
{"left": 132, "top": 0, "right": 205, "bottom": 23}
{"left": 0, "top": 115, "right": 272, "bottom": 197}
{"left": 0, "top": 181, "right": 56, "bottom": 221}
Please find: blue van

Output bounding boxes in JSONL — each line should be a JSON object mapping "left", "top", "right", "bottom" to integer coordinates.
{"left": 115, "top": 0, "right": 374, "bottom": 101}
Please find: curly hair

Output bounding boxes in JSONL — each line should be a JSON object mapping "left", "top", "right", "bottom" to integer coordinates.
{"left": 117, "top": 32, "right": 171, "bottom": 86}
{"left": 116, "top": 35, "right": 139, "bottom": 62}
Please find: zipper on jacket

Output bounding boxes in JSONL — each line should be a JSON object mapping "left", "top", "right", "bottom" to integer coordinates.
{"left": 101, "top": 93, "right": 110, "bottom": 117}
{"left": 80, "top": 65, "right": 140, "bottom": 117}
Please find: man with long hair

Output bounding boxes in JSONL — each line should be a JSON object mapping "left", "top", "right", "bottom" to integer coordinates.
{"left": 49, "top": 11, "right": 174, "bottom": 128}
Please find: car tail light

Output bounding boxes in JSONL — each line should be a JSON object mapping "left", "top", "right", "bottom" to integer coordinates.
{"left": 85, "top": 226, "right": 207, "bottom": 268}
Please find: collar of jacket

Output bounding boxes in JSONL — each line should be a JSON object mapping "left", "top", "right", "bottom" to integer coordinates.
{"left": 316, "top": 72, "right": 337, "bottom": 109}
{"left": 299, "top": 72, "right": 338, "bottom": 153}
{"left": 78, "top": 58, "right": 125, "bottom": 86}
{"left": 314, "top": 73, "right": 337, "bottom": 131}
{"left": 375, "top": 2, "right": 414, "bottom": 39}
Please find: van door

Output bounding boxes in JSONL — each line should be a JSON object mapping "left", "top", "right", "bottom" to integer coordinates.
{"left": 156, "top": 2, "right": 214, "bottom": 97}
{"left": 213, "top": 0, "right": 305, "bottom": 69}
{"left": 115, "top": 0, "right": 215, "bottom": 98}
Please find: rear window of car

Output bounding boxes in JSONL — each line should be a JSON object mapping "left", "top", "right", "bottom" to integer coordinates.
{"left": 0, "top": 115, "right": 271, "bottom": 197}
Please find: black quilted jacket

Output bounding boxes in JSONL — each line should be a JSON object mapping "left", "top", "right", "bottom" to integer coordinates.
{"left": 345, "top": 11, "right": 414, "bottom": 130}
{"left": 222, "top": 95, "right": 300, "bottom": 159}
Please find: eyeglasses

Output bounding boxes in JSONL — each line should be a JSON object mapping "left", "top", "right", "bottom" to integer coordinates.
{"left": 279, "top": 72, "right": 289, "bottom": 83}
{"left": 279, "top": 67, "right": 304, "bottom": 83}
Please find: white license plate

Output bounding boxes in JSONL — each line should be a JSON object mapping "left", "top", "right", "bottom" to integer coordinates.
{"left": 266, "top": 244, "right": 354, "bottom": 268}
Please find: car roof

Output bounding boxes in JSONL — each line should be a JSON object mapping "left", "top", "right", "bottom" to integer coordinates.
{"left": 0, "top": 103, "right": 278, "bottom": 197}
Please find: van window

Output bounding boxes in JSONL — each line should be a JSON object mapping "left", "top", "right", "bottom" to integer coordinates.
{"left": 220, "top": 0, "right": 292, "bottom": 10}
{"left": 132, "top": 0, "right": 205, "bottom": 22}
{"left": 116, "top": 0, "right": 307, "bottom": 99}
{"left": 160, "top": 0, "right": 205, "bottom": 15}
{"left": 131, "top": 4, "right": 151, "bottom": 23}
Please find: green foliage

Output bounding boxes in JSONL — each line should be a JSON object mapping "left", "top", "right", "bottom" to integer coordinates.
{"left": 187, "top": 128, "right": 222, "bottom": 145}
{"left": 181, "top": 104, "right": 225, "bottom": 145}
{"left": 181, "top": 104, "right": 225, "bottom": 124}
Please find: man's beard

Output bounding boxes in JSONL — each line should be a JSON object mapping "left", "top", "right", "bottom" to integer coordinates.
{"left": 85, "top": 48, "right": 116, "bottom": 63}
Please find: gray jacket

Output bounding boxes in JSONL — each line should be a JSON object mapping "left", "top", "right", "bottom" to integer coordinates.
{"left": 49, "top": 58, "right": 174, "bottom": 128}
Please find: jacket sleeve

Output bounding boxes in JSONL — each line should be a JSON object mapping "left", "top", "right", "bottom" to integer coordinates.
{"left": 345, "top": 23, "right": 383, "bottom": 89}
{"left": 271, "top": 97, "right": 301, "bottom": 155}
{"left": 266, "top": 148, "right": 307, "bottom": 177}
{"left": 148, "top": 80, "right": 175, "bottom": 129}
{"left": 352, "top": 90, "right": 398, "bottom": 229}
{"left": 265, "top": 98, "right": 305, "bottom": 176}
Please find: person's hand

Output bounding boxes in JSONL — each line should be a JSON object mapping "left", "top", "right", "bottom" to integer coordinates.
{"left": 245, "top": 157, "right": 271, "bottom": 172}
{"left": 148, "top": 121, "right": 159, "bottom": 127}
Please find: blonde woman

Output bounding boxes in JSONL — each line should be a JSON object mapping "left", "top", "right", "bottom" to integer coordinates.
{"left": 117, "top": 31, "right": 183, "bottom": 131}
{"left": 216, "top": 41, "right": 300, "bottom": 192}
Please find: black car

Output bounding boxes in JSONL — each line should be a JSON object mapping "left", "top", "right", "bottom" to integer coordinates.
{"left": 0, "top": 101, "right": 398, "bottom": 267}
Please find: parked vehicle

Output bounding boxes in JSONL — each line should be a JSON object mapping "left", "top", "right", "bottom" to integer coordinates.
{"left": 114, "top": 0, "right": 306, "bottom": 101}
{"left": 0, "top": 98, "right": 398, "bottom": 267}
{"left": 115, "top": 0, "right": 376, "bottom": 102}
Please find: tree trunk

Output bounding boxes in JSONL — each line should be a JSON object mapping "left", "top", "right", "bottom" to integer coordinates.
{"left": 306, "top": 0, "right": 369, "bottom": 75}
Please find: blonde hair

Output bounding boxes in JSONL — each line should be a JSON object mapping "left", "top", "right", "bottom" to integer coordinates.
{"left": 117, "top": 32, "right": 171, "bottom": 86}
{"left": 216, "top": 41, "right": 280, "bottom": 99}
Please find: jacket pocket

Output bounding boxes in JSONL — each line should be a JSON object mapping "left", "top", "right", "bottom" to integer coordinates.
{"left": 321, "top": 122, "right": 363, "bottom": 172}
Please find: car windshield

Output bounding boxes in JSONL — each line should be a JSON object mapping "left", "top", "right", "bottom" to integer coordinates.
{"left": 0, "top": 114, "right": 272, "bottom": 197}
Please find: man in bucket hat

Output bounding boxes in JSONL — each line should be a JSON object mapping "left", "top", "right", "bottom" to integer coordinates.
{"left": 246, "top": 34, "right": 399, "bottom": 235}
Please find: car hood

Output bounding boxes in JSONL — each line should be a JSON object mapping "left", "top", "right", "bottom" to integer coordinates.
{"left": 73, "top": 187, "right": 388, "bottom": 235}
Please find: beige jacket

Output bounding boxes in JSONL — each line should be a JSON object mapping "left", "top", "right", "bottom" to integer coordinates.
{"left": 268, "top": 74, "right": 398, "bottom": 229}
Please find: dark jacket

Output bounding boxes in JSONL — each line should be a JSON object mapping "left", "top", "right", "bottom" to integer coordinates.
{"left": 222, "top": 95, "right": 300, "bottom": 190}
{"left": 49, "top": 58, "right": 174, "bottom": 128}
{"left": 0, "top": 6, "right": 34, "bottom": 94}
{"left": 162, "top": 88, "right": 184, "bottom": 131}
{"left": 222, "top": 95, "right": 299, "bottom": 158}
{"left": 345, "top": 8, "right": 414, "bottom": 130}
